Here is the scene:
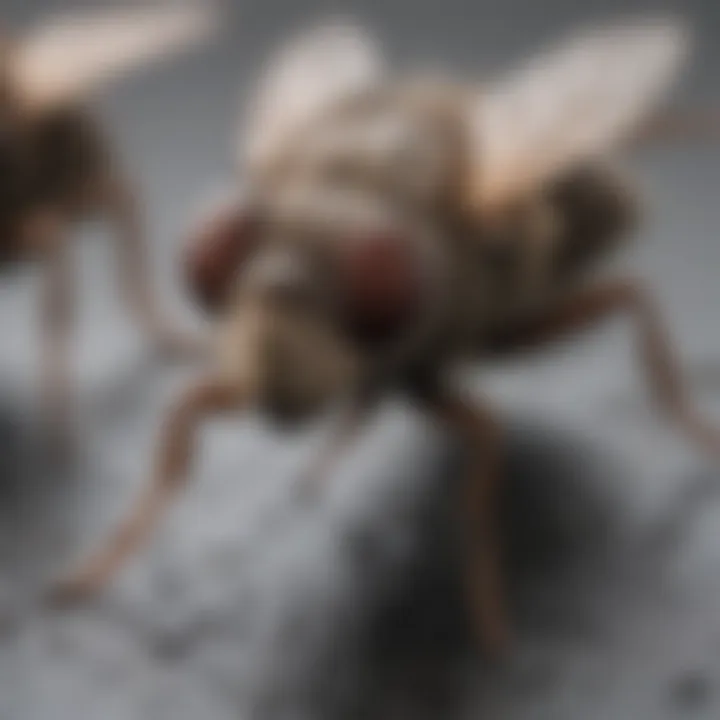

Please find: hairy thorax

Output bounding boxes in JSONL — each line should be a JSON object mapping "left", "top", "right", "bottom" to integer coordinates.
{"left": 254, "top": 79, "right": 469, "bottom": 211}
{"left": 241, "top": 78, "right": 641, "bottom": 378}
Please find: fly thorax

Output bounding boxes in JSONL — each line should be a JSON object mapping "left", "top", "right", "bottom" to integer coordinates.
{"left": 269, "top": 87, "right": 465, "bottom": 212}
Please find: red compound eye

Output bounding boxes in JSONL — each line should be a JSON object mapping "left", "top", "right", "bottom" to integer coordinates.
{"left": 183, "top": 198, "right": 260, "bottom": 313}
{"left": 340, "top": 231, "right": 426, "bottom": 344}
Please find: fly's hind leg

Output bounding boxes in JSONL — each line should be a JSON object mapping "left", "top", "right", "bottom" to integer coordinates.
{"left": 487, "top": 278, "right": 720, "bottom": 455}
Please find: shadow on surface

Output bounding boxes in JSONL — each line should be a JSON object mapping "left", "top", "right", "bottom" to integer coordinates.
{"left": 252, "top": 416, "right": 631, "bottom": 720}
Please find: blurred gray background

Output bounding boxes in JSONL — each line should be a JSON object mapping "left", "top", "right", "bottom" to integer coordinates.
{"left": 2, "top": 0, "right": 720, "bottom": 718}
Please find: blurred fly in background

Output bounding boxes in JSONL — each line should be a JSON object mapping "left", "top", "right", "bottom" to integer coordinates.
{"left": 0, "top": 2, "right": 218, "bottom": 451}
{"left": 48, "top": 15, "right": 720, "bottom": 659}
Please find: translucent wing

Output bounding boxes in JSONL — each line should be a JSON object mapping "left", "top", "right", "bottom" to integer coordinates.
{"left": 10, "top": 3, "right": 219, "bottom": 111}
{"left": 467, "top": 17, "right": 690, "bottom": 212}
{"left": 242, "top": 19, "right": 384, "bottom": 172}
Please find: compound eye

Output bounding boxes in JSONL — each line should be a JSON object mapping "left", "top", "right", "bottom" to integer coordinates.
{"left": 183, "top": 197, "right": 261, "bottom": 313}
{"left": 339, "top": 230, "right": 426, "bottom": 344}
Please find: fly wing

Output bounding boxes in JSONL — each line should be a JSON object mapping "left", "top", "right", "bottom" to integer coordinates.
{"left": 466, "top": 16, "right": 690, "bottom": 213}
{"left": 241, "top": 19, "right": 384, "bottom": 173}
{"left": 10, "top": 3, "right": 219, "bottom": 111}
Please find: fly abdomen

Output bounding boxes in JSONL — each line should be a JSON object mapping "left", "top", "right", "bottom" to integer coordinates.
{"left": 547, "top": 163, "right": 639, "bottom": 281}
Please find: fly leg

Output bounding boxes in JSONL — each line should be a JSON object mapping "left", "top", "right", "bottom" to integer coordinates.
{"left": 48, "top": 375, "right": 245, "bottom": 604}
{"left": 487, "top": 278, "right": 720, "bottom": 454}
{"left": 633, "top": 108, "right": 720, "bottom": 148}
{"left": 296, "top": 391, "right": 379, "bottom": 500}
{"left": 102, "top": 175, "right": 207, "bottom": 358}
{"left": 37, "top": 212, "right": 75, "bottom": 458}
{"left": 423, "top": 390, "right": 510, "bottom": 657}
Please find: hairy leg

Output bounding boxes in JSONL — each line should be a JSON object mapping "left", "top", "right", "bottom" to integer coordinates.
{"left": 632, "top": 108, "right": 720, "bottom": 149}
{"left": 424, "top": 391, "right": 510, "bottom": 657}
{"left": 49, "top": 375, "right": 245, "bottom": 604}
{"left": 38, "top": 213, "right": 75, "bottom": 456}
{"left": 486, "top": 278, "right": 720, "bottom": 454}
{"left": 296, "top": 393, "right": 379, "bottom": 500}
{"left": 103, "top": 176, "right": 206, "bottom": 357}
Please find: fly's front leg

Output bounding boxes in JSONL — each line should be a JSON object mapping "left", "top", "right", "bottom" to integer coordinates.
{"left": 48, "top": 375, "right": 245, "bottom": 605}
{"left": 103, "top": 175, "right": 207, "bottom": 358}
{"left": 487, "top": 278, "right": 720, "bottom": 455}
{"left": 425, "top": 392, "right": 510, "bottom": 657}
{"left": 296, "top": 391, "right": 379, "bottom": 500}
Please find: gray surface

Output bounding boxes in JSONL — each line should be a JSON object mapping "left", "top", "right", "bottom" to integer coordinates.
{"left": 2, "top": 0, "right": 720, "bottom": 718}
